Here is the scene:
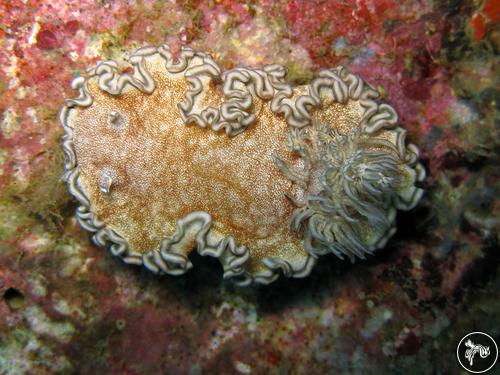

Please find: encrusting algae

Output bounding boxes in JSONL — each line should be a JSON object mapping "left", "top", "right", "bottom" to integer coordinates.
{"left": 59, "top": 44, "right": 425, "bottom": 285}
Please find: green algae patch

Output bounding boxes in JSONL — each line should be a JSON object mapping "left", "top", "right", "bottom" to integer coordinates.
{"left": 0, "top": 199, "right": 37, "bottom": 243}
{"left": 283, "top": 60, "right": 313, "bottom": 85}
{"left": 7, "top": 143, "right": 72, "bottom": 232}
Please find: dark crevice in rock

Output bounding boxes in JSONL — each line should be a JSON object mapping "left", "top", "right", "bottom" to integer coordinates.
{"left": 3, "top": 287, "right": 25, "bottom": 310}
{"left": 452, "top": 237, "right": 500, "bottom": 303}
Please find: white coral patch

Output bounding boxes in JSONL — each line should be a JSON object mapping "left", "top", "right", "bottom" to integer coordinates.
{"left": 24, "top": 305, "right": 76, "bottom": 344}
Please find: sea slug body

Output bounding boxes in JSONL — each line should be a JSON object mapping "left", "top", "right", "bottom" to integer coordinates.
{"left": 60, "top": 44, "right": 425, "bottom": 286}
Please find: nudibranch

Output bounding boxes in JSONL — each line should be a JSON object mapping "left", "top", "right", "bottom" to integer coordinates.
{"left": 59, "top": 44, "right": 425, "bottom": 285}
